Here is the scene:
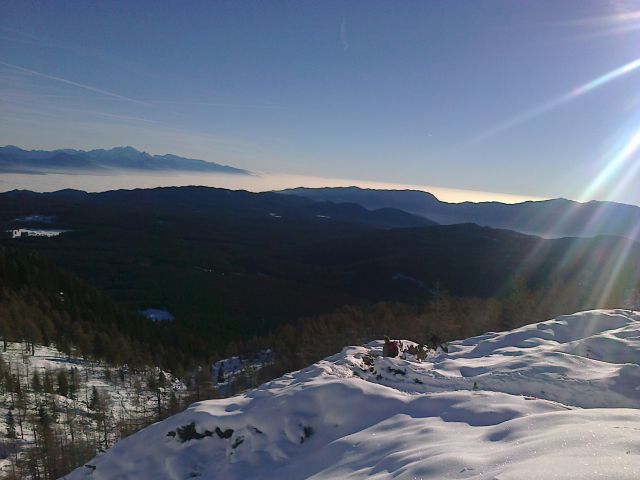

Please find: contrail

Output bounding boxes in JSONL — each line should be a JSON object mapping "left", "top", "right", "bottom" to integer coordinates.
{"left": 0, "top": 60, "right": 149, "bottom": 106}
{"left": 341, "top": 15, "right": 349, "bottom": 52}
{"left": 151, "top": 100, "right": 284, "bottom": 110}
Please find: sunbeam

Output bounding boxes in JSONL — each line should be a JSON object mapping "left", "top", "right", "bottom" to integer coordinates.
{"left": 472, "top": 56, "right": 640, "bottom": 142}
{"left": 482, "top": 49, "right": 640, "bottom": 302}
{"left": 503, "top": 121, "right": 640, "bottom": 311}
{"left": 593, "top": 223, "right": 640, "bottom": 307}
{"left": 580, "top": 127, "right": 640, "bottom": 202}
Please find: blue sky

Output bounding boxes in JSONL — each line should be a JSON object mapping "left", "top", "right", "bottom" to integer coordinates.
{"left": 3, "top": 1, "right": 640, "bottom": 203}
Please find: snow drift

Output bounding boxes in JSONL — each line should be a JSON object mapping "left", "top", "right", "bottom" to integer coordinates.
{"left": 66, "top": 310, "right": 640, "bottom": 479}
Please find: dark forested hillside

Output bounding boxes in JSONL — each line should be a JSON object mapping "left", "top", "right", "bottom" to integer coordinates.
{"left": 0, "top": 187, "right": 437, "bottom": 348}
{"left": 0, "top": 246, "right": 201, "bottom": 370}
{"left": 1, "top": 187, "right": 639, "bottom": 365}
{"left": 301, "top": 224, "right": 640, "bottom": 303}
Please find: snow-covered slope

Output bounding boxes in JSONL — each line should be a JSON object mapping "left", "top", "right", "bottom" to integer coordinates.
{"left": 0, "top": 341, "right": 186, "bottom": 476}
{"left": 66, "top": 310, "right": 640, "bottom": 479}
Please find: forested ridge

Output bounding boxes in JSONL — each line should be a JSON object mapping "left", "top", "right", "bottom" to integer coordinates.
{"left": 0, "top": 248, "right": 222, "bottom": 478}
{"left": 0, "top": 246, "right": 205, "bottom": 372}
{"left": 2, "top": 187, "right": 640, "bottom": 367}
{"left": 229, "top": 276, "right": 640, "bottom": 386}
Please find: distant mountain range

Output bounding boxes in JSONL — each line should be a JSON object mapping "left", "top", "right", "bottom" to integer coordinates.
{"left": 0, "top": 145, "right": 252, "bottom": 175}
{"left": 280, "top": 186, "right": 640, "bottom": 240}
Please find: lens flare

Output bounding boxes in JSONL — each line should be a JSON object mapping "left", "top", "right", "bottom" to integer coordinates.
{"left": 459, "top": 16, "right": 640, "bottom": 309}
{"left": 571, "top": 58, "right": 640, "bottom": 96}
{"left": 472, "top": 56, "right": 640, "bottom": 142}
{"left": 580, "top": 127, "right": 640, "bottom": 202}
{"left": 593, "top": 223, "right": 640, "bottom": 307}
{"left": 496, "top": 99, "right": 640, "bottom": 308}
{"left": 503, "top": 124, "right": 640, "bottom": 310}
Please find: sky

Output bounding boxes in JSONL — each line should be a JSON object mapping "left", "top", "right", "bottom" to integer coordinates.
{"left": 3, "top": 1, "right": 640, "bottom": 204}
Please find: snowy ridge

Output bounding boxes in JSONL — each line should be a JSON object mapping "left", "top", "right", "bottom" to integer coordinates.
{"left": 365, "top": 309, "right": 640, "bottom": 409}
{"left": 66, "top": 310, "right": 640, "bottom": 479}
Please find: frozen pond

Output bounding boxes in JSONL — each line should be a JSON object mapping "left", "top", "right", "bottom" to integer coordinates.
{"left": 139, "top": 308, "right": 175, "bottom": 321}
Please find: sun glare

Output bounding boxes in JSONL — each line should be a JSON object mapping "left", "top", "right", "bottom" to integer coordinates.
{"left": 473, "top": 56, "right": 640, "bottom": 142}
{"left": 580, "top": 127, "right": 640, "bottom": 202}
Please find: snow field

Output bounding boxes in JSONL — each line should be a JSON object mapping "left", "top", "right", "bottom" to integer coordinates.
{"left": 66, "top": 309, "right": 640, "bottom": 479}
